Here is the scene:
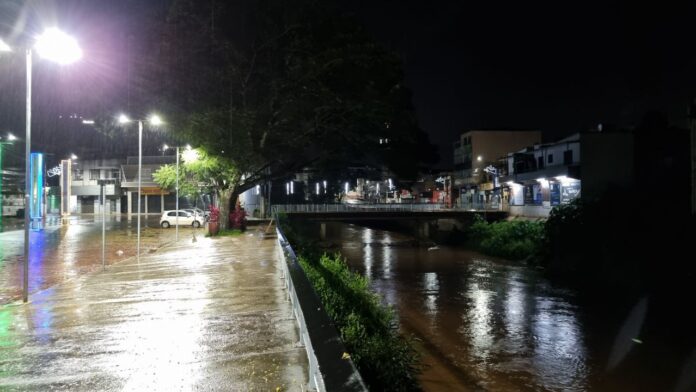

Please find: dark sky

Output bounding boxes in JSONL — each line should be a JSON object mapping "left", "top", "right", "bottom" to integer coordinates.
{"left": 343, "top": 0, "right": 696, "bottom": 166}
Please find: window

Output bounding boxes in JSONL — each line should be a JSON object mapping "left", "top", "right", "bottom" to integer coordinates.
{"left": 563, "top": 150, "right": 573, "bottom": 164}
{"left": 537, "top": 156, "right": 544, "bottom": 169}
{"left": 547, "top": 154, "right": 553, "bottom": 164}
{"left": 178, "top": 211, "right": 189, "bottom": 217}
{"left": 90, "top": 169, "right": 100, "bottom": 180}
{"left": 167, "top": 212, "right": 177, "bottom": 217}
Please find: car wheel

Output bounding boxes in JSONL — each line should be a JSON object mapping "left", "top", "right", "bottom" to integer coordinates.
{"left": 161, "top": 221, "right": 170, "bottom": 228}
{"left": 192, "top": 221, "right": 201, "bottom": 228}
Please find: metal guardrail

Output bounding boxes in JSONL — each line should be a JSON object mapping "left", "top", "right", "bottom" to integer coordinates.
{"left": 276, "top": 224, "right": 367, "bottom": 392}
{"left": 272, "top": 202, "right": 506, "bottom": 213}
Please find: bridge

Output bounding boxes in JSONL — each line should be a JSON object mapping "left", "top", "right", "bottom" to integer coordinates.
{"left": 271, "top": 203, "right": 508, "bottom": 241}
{"left": 271, "top": 203, "right": 507, "bottom": 220}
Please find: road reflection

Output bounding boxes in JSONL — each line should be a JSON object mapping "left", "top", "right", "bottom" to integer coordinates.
{"left": 0, "top": 216, "right": 200, "bottom": 304}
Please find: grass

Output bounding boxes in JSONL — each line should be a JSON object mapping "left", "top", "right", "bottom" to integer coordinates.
{"left": 297, "top": 253, "right": 421, "bottom": 391}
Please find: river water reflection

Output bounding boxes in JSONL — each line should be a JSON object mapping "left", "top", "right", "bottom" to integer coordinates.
{"left": 314, "top": 221, "right": 692, "bottom": 391}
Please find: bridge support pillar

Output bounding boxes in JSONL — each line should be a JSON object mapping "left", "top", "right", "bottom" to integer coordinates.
{"left": 420, "top": 221, "right": 430, "bottom": 239}
{"left": 320, "top": 222, "right": 326, "bottom": 240}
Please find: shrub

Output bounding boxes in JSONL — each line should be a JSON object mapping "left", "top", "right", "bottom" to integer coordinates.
{"left": 298, "top": 253, "right": 421, "bottom": 391}
{"left": 468, "top": 216, "right": 544, "bottom": 260}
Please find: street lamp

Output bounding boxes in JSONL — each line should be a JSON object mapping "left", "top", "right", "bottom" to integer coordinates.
{"left": 118, "top": 113, "right": 163, "bottom": 262}
{"left": 1, "top": 28, "right": 82, "bottom": 303}
{"left": 163, "top": 143, "right": 193, "bottom": 241}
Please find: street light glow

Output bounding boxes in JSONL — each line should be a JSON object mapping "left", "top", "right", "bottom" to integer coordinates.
{"left": 182, "top": 148, "right": 199, "bottom": 163}
{"left": 0, "top": 39, "right": 11, "bottom": 52}
{"left": 70, "top": 154, "right": 78, "bottom": 160}
{"left": 149, "top": 114, "right": 163, "bottom": 126}
{"left": 7, "top": 133, "right": 17, "bottom": 141}
{"left": 35, "top": 28, "right": 82, "bottom": 65}
{"left": 118, "top": 114, "right": 130, "bottom": 124}
{"left": 82, "top": 119, "right": 94, "bottom": 124}
{"left": 163, "top": 144, "right": 169, "bottom": 151}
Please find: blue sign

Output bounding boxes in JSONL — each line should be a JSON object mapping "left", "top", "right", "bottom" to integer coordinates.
{"left": 550, "top": 182, "right": 561, "bottom": 206}
{"left": 30, "top": 152, "right": 44, "bottom": 220}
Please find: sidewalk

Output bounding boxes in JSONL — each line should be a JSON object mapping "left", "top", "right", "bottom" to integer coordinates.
{"left": 0, "top": 233, "right": 308, "bottom": 391}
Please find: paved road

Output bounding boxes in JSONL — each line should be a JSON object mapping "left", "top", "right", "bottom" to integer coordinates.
{"left": 0, "top": 233, "right": 308, "bottom": 391}
{"left": 0, "top": 215, "right": 199, "bottom": 304}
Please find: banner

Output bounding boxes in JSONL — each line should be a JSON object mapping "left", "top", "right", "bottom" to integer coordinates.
{"left": 550, "top": 182, "right": 561, "bottom": 206}
{"left": 561, "top": 182, "right": 581, "bottom": 204}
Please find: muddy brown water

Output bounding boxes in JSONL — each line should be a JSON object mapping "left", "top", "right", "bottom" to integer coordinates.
{"left": 308, "top": 221, "right": 696, "bottom": 392}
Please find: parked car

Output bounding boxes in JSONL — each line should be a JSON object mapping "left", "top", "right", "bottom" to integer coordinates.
{"left": 160, "top": 210, "right": 205, "bottom": 228}
{"left": 184, "top": 207, "right": 210, "bottom": 222}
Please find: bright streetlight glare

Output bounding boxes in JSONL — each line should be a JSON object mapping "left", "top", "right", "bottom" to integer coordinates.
{"left": 118, "top": 114, "right": 130, "bottom": 124}
{"left": 82, "top": 119, "right": 94, "bottom": 124}
{"left": 70, "top": 154, "right": 78, "bottom": 160}
{"left": 7, "top": 133, "right": 17, "bottom": 141}
{"left": 182, "top": 148, "right": 199, "bottom": 163}
{"left": 163, "top": 144, "right": 169, "bottom": 151}
{"left": 34, "top": 28, "right": 82, "bottom": 64}
{"left": 0, "top": 39, "right": 11, "bottom": 52}
{"left": 149, "top": 114, "right": 163, "bottom": 126}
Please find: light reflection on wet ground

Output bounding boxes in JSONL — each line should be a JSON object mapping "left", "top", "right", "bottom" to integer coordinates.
{"left": 0, "top": 233, "right": 307, "bottom": 390}
{"left": 0, "top": 215, "right": 203, "bottom": 304}
{"left": 319, "top": 222, "right": 693, "bottom": 392}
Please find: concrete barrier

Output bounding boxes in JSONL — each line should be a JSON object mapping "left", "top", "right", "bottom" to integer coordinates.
{"left": 276, "top": 226, "right": 368, "bottom": 392}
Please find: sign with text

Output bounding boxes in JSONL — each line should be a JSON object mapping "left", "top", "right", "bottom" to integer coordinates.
{"left": 561, "top": 182, "right": 581, "bottom": 204}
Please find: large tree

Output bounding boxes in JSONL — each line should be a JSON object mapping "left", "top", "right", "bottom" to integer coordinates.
{"left": 154, "top": 0, "right": 436, "bottom": 227}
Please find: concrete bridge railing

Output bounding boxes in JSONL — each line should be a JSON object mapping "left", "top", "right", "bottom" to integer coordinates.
{"left": 276, "top": 224, "right": 367, "bottom": 392}
{"left": 272, "top": 202, "right": 504, "bottom": 214}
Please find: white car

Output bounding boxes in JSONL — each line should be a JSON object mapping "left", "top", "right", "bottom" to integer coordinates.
{"left": 160, "top": 210, "right": 204, "bottom": 228}
{"left": 184, "top": 207, "right": 210, "bottom": 221}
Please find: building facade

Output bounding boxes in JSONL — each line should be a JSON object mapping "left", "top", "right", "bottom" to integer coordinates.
{"left": 501, "top": 131, "right": 634, "bottom": 217}
{"left": 453, "top": 130, "right": 541, "bottom": 207}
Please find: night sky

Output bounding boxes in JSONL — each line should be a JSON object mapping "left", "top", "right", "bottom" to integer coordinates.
{"left": 344, "top": 0, "right": 696, "bottom": 166}
{"left": 2, "top": 0, "right": 695, "bottom": 167}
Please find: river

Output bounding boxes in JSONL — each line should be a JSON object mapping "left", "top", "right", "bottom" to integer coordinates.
{"left": 312, "top": 221, "right": 695, "bottom": 392}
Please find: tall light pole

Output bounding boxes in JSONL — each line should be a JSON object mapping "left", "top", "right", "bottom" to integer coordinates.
{"left": 163, "top": 143, "right": 193, "bottom": 242}
{"left": 2, "top": 29, "right": 82, "bottom": 303}
{"left": 119, "top": 114, "right": 163, "bottom": 263}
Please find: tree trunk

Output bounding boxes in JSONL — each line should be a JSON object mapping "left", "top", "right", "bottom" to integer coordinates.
{"left": 218, "top": 188, "right": 233, "bottom": 230}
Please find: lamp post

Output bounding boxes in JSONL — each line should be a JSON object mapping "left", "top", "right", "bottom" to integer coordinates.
{"left": 2, "top": 29, "right": 82, "bottom": 303}
{"left": 163, "top": 143, "right": 193, "bottom": 241}
{"left": 118, "top": 114, "right": 163, "bottom": 263}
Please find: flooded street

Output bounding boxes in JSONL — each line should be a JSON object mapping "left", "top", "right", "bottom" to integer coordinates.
{"left": 0, "top": 231, "right": 307, "bottom": 391}
{"left": 315, "top": 221, "right": 695, "bottom": 392}
{"left": 0, "top": 216, "right": 203, "bottom": 304}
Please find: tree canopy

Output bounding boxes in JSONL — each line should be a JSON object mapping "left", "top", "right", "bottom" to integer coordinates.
{"left": 152, "top": 0, "right": 436, "bottom": 224}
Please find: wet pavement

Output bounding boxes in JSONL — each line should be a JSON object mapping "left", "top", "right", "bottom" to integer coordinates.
{"left": 0, "top": 230, "right": 308, "bottom": 391}
{"left": 0, "top": 215, "right": 197, "bottom": 304}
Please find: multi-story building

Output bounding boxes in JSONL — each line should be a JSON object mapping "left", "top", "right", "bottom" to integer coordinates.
{"left": 69, "top": 158, "right": 123, "bottom": 214}
{"left": 453, "top": 130, "right": 541, "bottom": 205}
{"left": 501, "top": 131, "right": 634, "bottom": 217}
